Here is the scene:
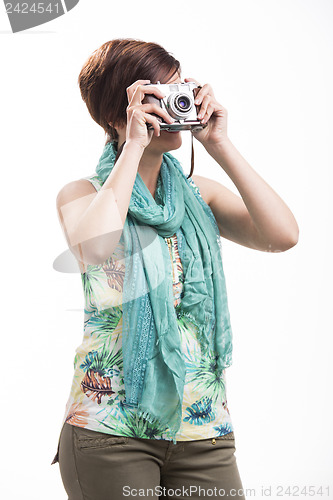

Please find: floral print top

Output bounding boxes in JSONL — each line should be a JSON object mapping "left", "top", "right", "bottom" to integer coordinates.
{"left": 60, "top": 173, "right": 234, "bottom": 441}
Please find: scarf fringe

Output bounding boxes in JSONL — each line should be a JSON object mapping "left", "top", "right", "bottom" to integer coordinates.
{"left": 136, "top": 407, "right": 180, "bottom": 445}
{"left": 176, "top": 305, "right": 210, "bottom": 349}
{"left": 176, "top": 304, "right": 233, "bottom": 375}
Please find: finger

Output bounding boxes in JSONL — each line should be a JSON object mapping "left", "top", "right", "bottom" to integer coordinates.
{"left": 201, "top": 102, "right": 216, "bottom": 124}
{"left": 126, "top": 80, "right": 151, "bottom": 104}
{"left": 184, "top": 77, "right": 201, "bottom": 86}
{"left": 184, "top": 77, "right": 206, "bottom": 109}
{"left": 127, "top": 103, "right": 173, "bottom": 126}
{"left": 129, "top": 84, "right": 166, "bottom": 107}
{"left": 194, "top": 83, "right": 213, "bottom": 105}
{"left": 143, "top": 112, "right": 161, "bottom": 137}
{"left": 139, "top": 103, "right": 174, "bottom": 124}
{"left": 147, "top": 127, "right": 154, "bottom": 142}
{"left": 197, "top": 95, "right": 213, "bottom": 120}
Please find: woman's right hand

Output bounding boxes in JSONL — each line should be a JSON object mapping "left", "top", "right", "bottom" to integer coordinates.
{"left": 125, "top": 80, "right": 175, "bottom": 150}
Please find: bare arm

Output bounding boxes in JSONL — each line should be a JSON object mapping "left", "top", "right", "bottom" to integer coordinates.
{"left": 56, "top": 80, "right": 173, "bottom": 267}
{"left": 56, "top": 141, "right": 144, "bottom": 266}
{"left": 194, "top": 139, "right": 299, "bottom": 252}
{"left": 183, "top": 77, "right": 299, "bottom": 253}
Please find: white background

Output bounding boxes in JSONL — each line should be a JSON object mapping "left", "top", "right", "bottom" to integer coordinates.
{"left": 1, "top": 0, "right": 332, "bottom": 498}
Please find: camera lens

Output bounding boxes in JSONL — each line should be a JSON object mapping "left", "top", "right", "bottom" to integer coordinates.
{"left": 175, "top": 94, "right": 191, "bottom": 113}
{"left": 167, "top": 91, "right": 194, "bottom": 119}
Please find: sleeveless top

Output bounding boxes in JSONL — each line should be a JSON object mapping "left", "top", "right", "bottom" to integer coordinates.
{"left": 60, "top": 173, "right": 234, "bottom": 441}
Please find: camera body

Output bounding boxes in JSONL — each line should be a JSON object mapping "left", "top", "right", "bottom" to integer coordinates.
{"left": 142, "top": 81, "right": 207, "bottom": 132}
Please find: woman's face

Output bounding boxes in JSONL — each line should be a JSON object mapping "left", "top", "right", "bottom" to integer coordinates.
{"left": 146, "top": 71, "right": 183, "bottom": 155}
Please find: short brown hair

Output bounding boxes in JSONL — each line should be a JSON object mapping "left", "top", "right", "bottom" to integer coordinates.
{"left": 78, "top": 38, "right": 181, "bottom": 143}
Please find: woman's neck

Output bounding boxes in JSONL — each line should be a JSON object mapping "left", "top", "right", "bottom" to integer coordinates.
{"left": 116, "top": 133, "right": 163, "bottom": 199}
{"left": 137, "top": 148, "right": 163, "bottom": 199}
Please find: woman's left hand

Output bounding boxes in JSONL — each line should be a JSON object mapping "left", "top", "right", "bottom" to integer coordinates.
{"left": 184, "top": 77, "right": 228, "bottom": 148}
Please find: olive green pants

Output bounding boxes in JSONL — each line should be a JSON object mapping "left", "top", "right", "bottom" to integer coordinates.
{"left": 52, "top": 422, "right": 246, "bottom": 499}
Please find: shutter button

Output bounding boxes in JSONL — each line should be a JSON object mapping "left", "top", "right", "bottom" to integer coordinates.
{"left": 211, "top": 438, "right": 216, "bottom": 445}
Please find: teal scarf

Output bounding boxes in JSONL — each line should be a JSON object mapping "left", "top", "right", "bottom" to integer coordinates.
{"left": 96, "top": 141, "right": 233, "bottom": 444}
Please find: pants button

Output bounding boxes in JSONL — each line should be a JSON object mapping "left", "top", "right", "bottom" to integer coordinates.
{"left": 211, "top": 438, "right": 216, "bottom": 445}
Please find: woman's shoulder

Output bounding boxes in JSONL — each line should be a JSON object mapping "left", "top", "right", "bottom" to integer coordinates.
{"left": 190, "top": 174, "right": 214, "bottom": 206}
{"left": 56, "top": 175, "right": 101, "bottom": 208}
{"left": 80, "top": 173, "right": 104, "bottom": 191}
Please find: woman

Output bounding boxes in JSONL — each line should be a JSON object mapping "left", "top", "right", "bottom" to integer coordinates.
{"left": 52, "top": 38, "right": 299, "bottom": 499}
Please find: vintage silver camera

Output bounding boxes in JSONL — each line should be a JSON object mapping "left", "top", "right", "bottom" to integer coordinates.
{"left": 142, "top": 81, "right": 207, "bottom": 132}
